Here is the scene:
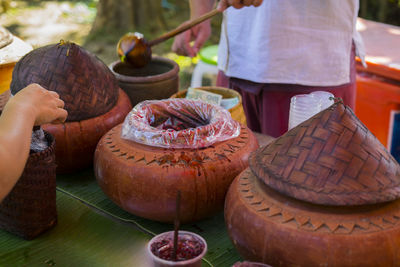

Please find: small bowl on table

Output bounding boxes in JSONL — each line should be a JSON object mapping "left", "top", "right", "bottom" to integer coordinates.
{"left": 147, "top": 231, "right": 207, "bottom": 267}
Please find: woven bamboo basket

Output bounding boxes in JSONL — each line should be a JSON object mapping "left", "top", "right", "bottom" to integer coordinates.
{"left": 11, "top": 42, "right": 119, "bottom": 121}
{"left": 170, "top": 86, "right": 247, "bottom": 125}
{"left": 0, "top": 131, "right": 57, "bottom": 240}
{"left": 250, "top": 101, "right": 400, "bottom": 206}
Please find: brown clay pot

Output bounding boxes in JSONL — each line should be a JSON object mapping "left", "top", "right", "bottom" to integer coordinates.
{"left": 0, "top": 131, "right": 57, "bottom": 240}
{"left": 43, "top": 89, "right": 132, "bottom": 173}
{"left": 225, "top": 168, "right": 400, "bottom": 266}
{"left": 109, "top": 56, "right": 179, "bottom": 107}
{"left": 94, "top": 124, "right": 258, "bottom": 223}
{"left": 225, "top": 102, "right": 400, "bottom": 266}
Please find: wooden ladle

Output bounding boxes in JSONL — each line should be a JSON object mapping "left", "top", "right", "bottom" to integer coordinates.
{"left": 117, "top": 9, "right": 220, "bottom": 68}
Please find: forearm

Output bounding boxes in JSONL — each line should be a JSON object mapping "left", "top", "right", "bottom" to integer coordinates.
{"left": 172, "top": 0, "right": 215, "bottom": 57}
{"left": 189, "top": 0, "right": 215, "bottom": 18}
{"left": 0, "top": 101, "right": 35, "bottom": 201}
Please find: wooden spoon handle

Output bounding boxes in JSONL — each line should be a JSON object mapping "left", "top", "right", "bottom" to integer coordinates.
{"left": 148, "top": 9, "right": 220, "bottom": 47}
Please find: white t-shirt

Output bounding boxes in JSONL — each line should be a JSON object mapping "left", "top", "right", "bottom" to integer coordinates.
{"left": 217, "top": 0, "right": 365, "bottom": 86}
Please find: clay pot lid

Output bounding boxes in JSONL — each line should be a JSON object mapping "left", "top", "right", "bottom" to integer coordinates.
{"left": 249, "top": 102, "right": 400, "bottom": 206}
{"left": 10, "top": 41, "right": 119, "bottom": 121}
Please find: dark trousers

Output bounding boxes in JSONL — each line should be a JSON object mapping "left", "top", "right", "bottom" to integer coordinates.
{"left": 216, "top": 45, "right": 356, "bottom": 138}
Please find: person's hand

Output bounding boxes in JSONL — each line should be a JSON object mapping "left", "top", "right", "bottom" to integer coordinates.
{"left": 172, "top": 0, "right": 263, "bottom": 57}
{"left": 9, "top": 83, "right": 68, "bottom": 125}
{"left": 217, "top": 0, "right": 263, "bottom": 11}
{"left": 172, "top": 20, "right": 211, "bottom": 57}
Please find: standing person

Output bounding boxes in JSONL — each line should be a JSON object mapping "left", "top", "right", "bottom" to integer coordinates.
{"left": 172, "top": 0, "right": 364, "bottom": 137}
{"left": 0, "top": 83, "right": 67, "bottom": 202}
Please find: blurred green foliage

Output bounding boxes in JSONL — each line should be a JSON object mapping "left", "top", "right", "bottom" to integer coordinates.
{"left": 359, "top": 0, "right": 400, "bottom": 26}
{"left": 1, "top": 0, "right": 399, "bottom": 90}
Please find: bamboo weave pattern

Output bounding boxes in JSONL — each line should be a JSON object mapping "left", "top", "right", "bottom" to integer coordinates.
{"left": 250, "top": 102, "right": 400, "bottom": 205}
{"left": 10, "top": 42, "right": 119, "bottom": 121}
{"left": 0, "top": 132, "right": 57, "bottom": 239}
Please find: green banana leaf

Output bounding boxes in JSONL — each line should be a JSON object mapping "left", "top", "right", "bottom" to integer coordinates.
{"left": 56, "top": 169, "right": 242, "bottom": 267}
{"left": 0, "top": 191, "right": 151, "bottom": 267}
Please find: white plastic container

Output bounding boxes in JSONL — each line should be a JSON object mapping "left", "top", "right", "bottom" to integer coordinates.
{"left": 310, "top": 91, "right": 335, "bottom": 110}
{"left": 288, "top": 91, "right": 335, "bottom": 130}
{"left": 288, "top": 94, "right": 320, "bottom": 130}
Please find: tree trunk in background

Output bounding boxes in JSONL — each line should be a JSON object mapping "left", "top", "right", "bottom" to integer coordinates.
{"left": 90, "top": 0, "right": 167, "bottom": 36}
{"left": 377, "top": 0, "right": 388, "bottom": 22}
{"left": 90, "top": 0, "right": 133, "bottom": 35}
{"left": 360, "top": 0, "right": 368, "bottom": 19}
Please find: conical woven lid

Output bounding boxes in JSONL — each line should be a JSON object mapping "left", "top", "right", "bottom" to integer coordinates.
{"left": 249, "top": 102, "right": 400, "bottom": 206}
{"left": 10, "top": 41, "right": 119, "bottom": 121}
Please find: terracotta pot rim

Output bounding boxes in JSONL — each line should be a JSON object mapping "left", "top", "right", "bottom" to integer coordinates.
{"left": 109, "top": 56, "right": 179, "bottom": 84}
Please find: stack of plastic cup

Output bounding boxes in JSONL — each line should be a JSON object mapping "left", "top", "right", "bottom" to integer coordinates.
{"left": 288, "top": 94, "right": 321, "bottom": 130}
{"left": 288, "top": 91, "right": 335, "bottom": 130}
{"left": 310, "top": 91, "right": 335, "bottom": 110}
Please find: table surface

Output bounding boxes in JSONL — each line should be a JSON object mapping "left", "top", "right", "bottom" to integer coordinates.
{"left": 0, "top": 133, "right": 274, "bottom": 267}
{"left": 357, "top": 18, "right": 400, "bottom": 68}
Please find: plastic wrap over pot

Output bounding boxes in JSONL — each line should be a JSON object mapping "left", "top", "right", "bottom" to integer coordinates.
{"left": 121, "top": 98, "right": 241, "bottom": 149}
